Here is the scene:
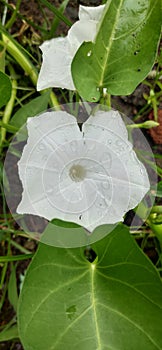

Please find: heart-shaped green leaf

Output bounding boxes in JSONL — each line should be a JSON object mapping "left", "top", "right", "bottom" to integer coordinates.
{"left": 72, "top": 0, "right": 161, "bottom": 102}
{"left": 0, "top": 71, "right": 12, "bottom": 108}
{"left": 18, "top": 224, "right": 162, "bottom": 350}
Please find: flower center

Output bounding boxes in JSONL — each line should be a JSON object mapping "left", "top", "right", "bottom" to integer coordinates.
{"left": 69, "top": 164, "right": 86, "bottom": 182}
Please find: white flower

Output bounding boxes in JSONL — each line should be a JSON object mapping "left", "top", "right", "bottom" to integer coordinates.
{"left": 37, "top": 5, "right": 105, "bottom": 91}
{"left": 17, "top": 109, "right": 150, "bottom": 232}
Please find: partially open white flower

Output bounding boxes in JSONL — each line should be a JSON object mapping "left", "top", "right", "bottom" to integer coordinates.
{"left": 17, "top": 109, "right": 150, "bottom": 232}
{"left": 37, "top": 5, "right": 105, "bottom": 91}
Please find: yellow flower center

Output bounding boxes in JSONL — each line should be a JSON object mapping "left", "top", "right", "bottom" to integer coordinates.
{"left": 69, "top": 164, "right": 86, "bottom": 182}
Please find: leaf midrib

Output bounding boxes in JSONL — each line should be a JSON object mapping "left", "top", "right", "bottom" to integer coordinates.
{"left": 91, "top": 265, "right": 101, "bottom": 350}
{"left": 98, "top": 0, "right": 124, "bottom": 87}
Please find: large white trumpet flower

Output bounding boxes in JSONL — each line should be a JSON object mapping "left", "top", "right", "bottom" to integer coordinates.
{"left": 37, "top": 5, "right": 105, "bottom": 91}
{"left": 17, "top": 109, "right": 150, "bottom": 232}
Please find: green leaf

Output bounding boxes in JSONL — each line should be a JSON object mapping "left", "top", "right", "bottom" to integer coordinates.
{"left": 72, "top": 0, "right": 161, "bottom": 102}
{"left": 8, "top": 264, "right": 19, "bottom": 312}
{"left": 0, "top": 325, "right": 19, "bottom": 342}
{"left": 0, "top": 71, "right": 12, "bottom": 108}
{"left": 10, "top": 92, "right": 50, "bottom": 129}
{"left": 18, "top": 224, "right": 162, "bottom": 350}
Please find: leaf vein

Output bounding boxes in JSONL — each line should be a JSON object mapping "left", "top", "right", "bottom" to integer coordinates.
{"left": 98, "top": 302, "right": 161, "bottom": 350}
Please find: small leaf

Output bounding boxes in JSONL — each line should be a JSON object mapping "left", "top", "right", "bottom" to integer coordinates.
{"left": 72, "top": 0, "right": 161, "bottom": 101}
{"left": 18, "top": 224, "right": 162, "bottom": 350}
{"left": 0, "top": 71, "right": 12, "bottom": 108}
{"left": 8, "top": 264, "right": 18, "bottom": 312}
{"left": 10, "top": 92, "right": 50, "bottom": 129}
{"left": 0, "top": 325, "right": 19, "bottom": 342}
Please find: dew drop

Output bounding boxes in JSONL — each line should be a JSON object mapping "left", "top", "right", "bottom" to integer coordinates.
{"left": 134, "top": 50, "right": 140, "bottom": 55}
{"left": 95, "top": 197, "right": 107, "bottom": 209}
{"left": 107, "top": 140, "right": 112, "bottom": 145}
{"left": 46, "top": 188, "right": 53, "bottom": 194}
{"left": 38, "top": 142, "right": 45, "bottom": 150}
{"left": 102, "top": 181, "right": 110, "bottom": 189}
{"left": 87, "top": 50, "right": 92, "bottom": 57}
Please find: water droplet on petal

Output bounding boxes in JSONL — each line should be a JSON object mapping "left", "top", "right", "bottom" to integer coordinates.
{"left": 46, "top": 188, "right": 53, "bottom": 194}
{"left": 38, "top": 142, "right": 45, "bottom": 150}
{"left": 102, "top": 181, "right": 110, "bottom": 189}
{"left": 95, "top": 197, "right": 107, "bottom": 209}
{"left": 107, "top": 140, "right": 112, "bottom": 145}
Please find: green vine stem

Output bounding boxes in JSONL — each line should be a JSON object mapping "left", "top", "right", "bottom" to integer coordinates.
{"left": 0, "top": 121, "right": 18, "bottom": 133}
{"left": 0, "top": 254, "right": 34, "bottom": 263}
{"left": 1, "top": 30, "right": 60, "bottom": 109}
{"left": 0, "top": 45, "right": 5, "bottom": 72}
{"left": 0, "top": 65, "right": 17, "bottom": 147}
{"left": 2, "top": 32, "right": 37, "bottom": 85}
{"left": 149, "top": 89, "right": 158, "bottom": 122}
{"left": 99, "top": 88, "right": 111, "bottom": 108}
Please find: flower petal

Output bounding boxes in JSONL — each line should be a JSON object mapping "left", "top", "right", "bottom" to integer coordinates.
{"left": 83, "top": 109, "right": 150, "bottom": 216}
{"left": 17, "top": 111, "right": 82, "bottom": 216}
{"left": 37, "top": 37, "right": 75, "bottom": 91}
{"left": 67, "top": 20, "right": 98, "bottom": 56}
{"left": 18, "top": 111, "right": 81, "bottom": 167}
{"left": 79, "top": 4, "right": 105, "bottom": 21}
{"left": 83, "top": 110, "right": 129, "bottom": 146}
{"left": 37, "top": 5, "right": 105, "bottom": 91}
